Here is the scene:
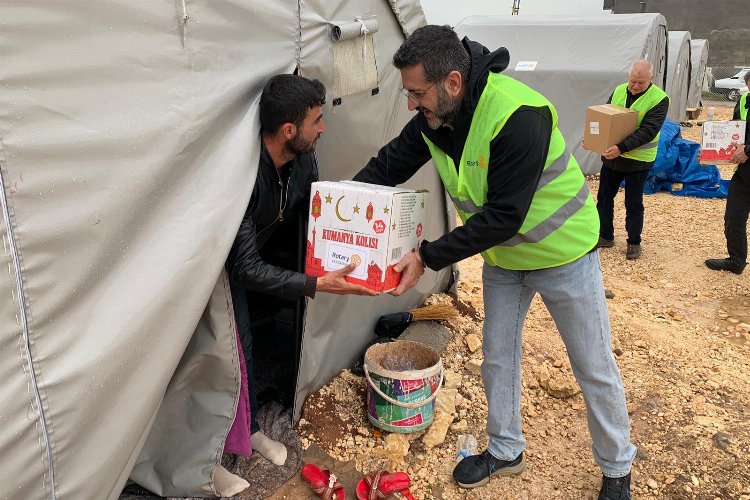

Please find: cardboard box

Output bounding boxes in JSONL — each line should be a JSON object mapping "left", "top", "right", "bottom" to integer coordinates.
{"left": 699, "top": 120, "right": 747, "bottom": 164}
{"left": 584, "top": 104, "right": 639, "bottom": 155}
{"left": 305, "top": 181, "right": 429, "bottom": 292}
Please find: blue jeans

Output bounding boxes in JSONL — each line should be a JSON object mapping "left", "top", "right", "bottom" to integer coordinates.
{"left": 481, "top": 252, "right": 636, "bottom": 478}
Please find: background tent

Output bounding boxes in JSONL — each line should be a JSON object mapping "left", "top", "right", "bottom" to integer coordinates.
{"left": 688, "top": 39, "right": 710, "bottom": 109}
{"left": 666, "top": 30, "right": 692, "bottom": 122}
{"left": 420, "top": 0, "right": 611, "bottom": 25}
{"left": 0, "top": 1, "right": 450, "bottom": 498}
{"left": 454, "top": 14, "right": 668, "bottom": 174}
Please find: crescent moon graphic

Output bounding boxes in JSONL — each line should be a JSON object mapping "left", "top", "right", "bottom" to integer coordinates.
{"left": 335, "top": 196, "right": 351, "bottom": 222}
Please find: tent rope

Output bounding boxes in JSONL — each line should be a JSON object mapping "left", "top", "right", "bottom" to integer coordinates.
{"left": 355, "top": 16, "right": 369, "bottom": 61}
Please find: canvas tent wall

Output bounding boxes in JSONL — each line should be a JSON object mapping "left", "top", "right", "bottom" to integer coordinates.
{"left": 0, "top": 1, "right": 449, "bottom": 498}
{"left": 454, "top": 14, "right": 668, "bottom": 175}
{"left": 666, "top": 31, "right": 692, "bottom": 122}
{"left": 420, "top": 0, "right": 612, "bottom": 25}
{"left": 688, "top": 39, "right": 709, "bottom": 109}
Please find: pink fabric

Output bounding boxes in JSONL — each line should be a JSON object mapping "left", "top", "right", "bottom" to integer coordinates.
{"left": 224, "top": 328, "right": 252, "bottom": 456}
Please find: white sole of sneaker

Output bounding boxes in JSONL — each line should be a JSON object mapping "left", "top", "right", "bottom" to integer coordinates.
{"left": 456, "top": 454, "right": 526, "bottom": 488}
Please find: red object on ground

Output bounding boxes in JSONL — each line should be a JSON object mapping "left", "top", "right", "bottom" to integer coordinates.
{"left": 301, "top": 464, "right": 346, "bottom": 500}
{"left": 355, "top": 471, "right": 411, "bottom": 500}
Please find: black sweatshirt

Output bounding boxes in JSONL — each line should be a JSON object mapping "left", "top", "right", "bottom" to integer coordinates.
{"left": 354, "top": 38, "right": 553, "bottom": 272}
{"left": 602, "top": 83, "right": 669, "bottom": 173}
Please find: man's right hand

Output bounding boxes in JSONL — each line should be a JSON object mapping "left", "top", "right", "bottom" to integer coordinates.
{"left": 316, "top": 263, "right": 379, "bottom": 296}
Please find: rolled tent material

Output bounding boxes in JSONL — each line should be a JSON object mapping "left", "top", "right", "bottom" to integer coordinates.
{"left": 688, "top": 39, "right": 710, "bottom": 109}
{"left": 666, "top": 31, "right": 693, "bottom": 122}
{"left": 455, "top": 13, "right": 668, "bottom": 175}
{"left": 331, "top": 17, "right": 379, "bottom": 40}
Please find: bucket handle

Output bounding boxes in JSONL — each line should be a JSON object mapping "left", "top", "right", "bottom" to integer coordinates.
{"left": 363, "top": 362, "right": 444, "bottom": 410}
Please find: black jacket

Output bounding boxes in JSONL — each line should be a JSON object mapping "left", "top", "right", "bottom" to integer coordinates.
{"left": 354, "top": 38, "right": 553, "bottom": 271}
{"left": 602, "top": 83, "right": 669, "bottom": 173}
{"left": 226, "top": 141, "right": 318, "bottom": 299}
{"left": 733, "top": 96, "right": 750, "bottom": 166}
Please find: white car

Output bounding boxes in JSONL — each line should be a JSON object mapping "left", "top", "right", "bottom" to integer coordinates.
{"left": 714, "top": 68, "right": 749, "bottom": 101}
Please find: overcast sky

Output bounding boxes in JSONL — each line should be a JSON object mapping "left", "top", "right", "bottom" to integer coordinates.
{"left": 421, "top": 0, "right": 610, "bottom": 25}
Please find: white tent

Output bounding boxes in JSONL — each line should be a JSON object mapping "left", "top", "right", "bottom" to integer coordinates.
{"left": 0, "top": 1, "right": 453, "bottom": 498}
{"left": 454, "top": 14, "right": 668, "bottom": 174}
{"left": 666, "top": 31, "right": 693, "bottom": 122}
{"left": 688, "top": 39, "right": 710, "bottom": 109}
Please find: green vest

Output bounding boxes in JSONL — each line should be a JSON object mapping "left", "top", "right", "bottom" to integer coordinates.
{"left": 740, "top": 93, "right": 748, "bottom": 121}
{"left": 422, "top": 72, "right": 599, "bottom": 271}
{"left": 611, "top": 82, "right": 669, "bottom": 162}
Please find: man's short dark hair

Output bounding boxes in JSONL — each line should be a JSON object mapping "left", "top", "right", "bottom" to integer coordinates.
{"left": 393, "top": 25, "right": 470, "bottom": 83}
{"left": 259, "top": 75, "right": 326, "bottom": 134}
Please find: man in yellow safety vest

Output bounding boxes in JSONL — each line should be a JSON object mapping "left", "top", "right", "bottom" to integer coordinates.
{"left": 588, "top": 60, "right": 669, "bottom": 260}
{"left": 354, "top": 25, "right": 635, "bottom": 500}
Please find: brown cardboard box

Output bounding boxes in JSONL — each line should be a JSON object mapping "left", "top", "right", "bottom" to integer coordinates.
{"left": 584, "top": 104, "right": 638, "bottom": 155}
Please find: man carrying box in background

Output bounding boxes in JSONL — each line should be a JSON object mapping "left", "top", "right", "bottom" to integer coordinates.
{"left": 590, "top": 60, "right": 669, "bottom": 260}
{"left": 226, "top": 74, "right": 376, "bottom": 467}
{"left": 354, "top": 25, "right": 636, "bottom": 500}
{"left": 705, "top": 71, "right": 750, "bottom": 275}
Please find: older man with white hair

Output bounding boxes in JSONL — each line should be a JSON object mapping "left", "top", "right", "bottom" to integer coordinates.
{"left": 593, "top": 60, "right": 670, "bottom": 260}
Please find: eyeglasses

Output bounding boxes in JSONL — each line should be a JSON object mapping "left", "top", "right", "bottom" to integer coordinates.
{"left": 399, "top": 75, "right": 448, "bottom": 105}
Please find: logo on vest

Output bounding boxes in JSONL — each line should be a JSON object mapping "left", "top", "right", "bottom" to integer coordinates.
{"left": 465, "top": 156, "right": 488, "bottom": 169}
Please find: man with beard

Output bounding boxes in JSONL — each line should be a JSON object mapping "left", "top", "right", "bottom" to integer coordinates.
{"left": 353, "top": 25, "right": 635, "bottom": 500}
{"left": 227, "top": 74, "right": 375, "bottom": 466}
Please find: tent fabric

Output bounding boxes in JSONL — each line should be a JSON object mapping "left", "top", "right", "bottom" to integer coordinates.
{"left": 296, "top": 0, "right": 452, "bottom": 423}
{"left": 2, "top": 0, "right": 452, "bottom": 498}
{"left": 688, "top": 39, "right": 710, "bottom": 109}
{"left": 0, "top": 1, "right": 297, "bottom": 498}
{"left": 645, "top": 119, "right": 728, "bottom": 198}
{"left": 454, "top": 14, "right": 668, "bottom": 175}
{"left": 666, "top": 31, "right": 692, "bottom": 123}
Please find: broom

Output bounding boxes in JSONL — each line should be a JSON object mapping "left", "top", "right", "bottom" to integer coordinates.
{"left": 375, "top": 303, "right": 458, "bottom": 339}
{"left": 408, "top": 303, "right": 458, "bottom": 321}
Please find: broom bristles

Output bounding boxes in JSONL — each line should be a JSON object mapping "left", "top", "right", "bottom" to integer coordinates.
{"left": 408, "top": 303, "right": 458, "bottom": 321}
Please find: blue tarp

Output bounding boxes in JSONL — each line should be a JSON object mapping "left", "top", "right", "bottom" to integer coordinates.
{"left": 643, "top": 119, "right": 730, "bottom": 198}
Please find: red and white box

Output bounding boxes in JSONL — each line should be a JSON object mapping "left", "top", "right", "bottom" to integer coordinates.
{"left": 699, "top": 120, "right": 747, "bottom": 164}
{"left": 305, "top": 181, "right": 429, "bottom": 293}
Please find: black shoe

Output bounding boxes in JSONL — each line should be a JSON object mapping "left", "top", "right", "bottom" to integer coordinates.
{"left": 453, "top": 450, "right": 525, "bottom": 488}
{"left": 598, "top": 237, "right": 615, "bottom": 248}
{"left": 626, "top": 244, "right": 641, "bottom": 260}
{"left": 705, "top": 258, "right": 744, "bottom": 275}
{"left": 598, "top": 473, "right": 631, "bottom": 500}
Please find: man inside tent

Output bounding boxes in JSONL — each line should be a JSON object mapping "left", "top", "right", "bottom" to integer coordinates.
{"left": 354, "top": 25, "right": 635, "bottom": 500}
{"left": 705, "top": 71, "right": 750, "bottom": 274}
{"left": 226, "top": 74, "right": 376, "bottom": 466}
{"left": 591, "top": 60, "right": 669, "bottom": 260}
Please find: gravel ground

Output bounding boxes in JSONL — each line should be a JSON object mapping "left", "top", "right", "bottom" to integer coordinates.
{"left": 297, "top": 104, "right": 750, "bottom": 500}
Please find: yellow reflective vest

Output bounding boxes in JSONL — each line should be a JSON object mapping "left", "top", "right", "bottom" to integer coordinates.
{"left": 611, "top": 82, "right": 669, "bottom": 162}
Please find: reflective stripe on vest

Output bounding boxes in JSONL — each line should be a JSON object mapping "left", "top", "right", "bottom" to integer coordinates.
{"left": 611, "top": 82, "right": 669, "bottom": 162}
{"left": 741, "top": 93, "right": 748, "bottom": 121}
{"left": 423, "top": 72, "right": 599, "bottom": 270}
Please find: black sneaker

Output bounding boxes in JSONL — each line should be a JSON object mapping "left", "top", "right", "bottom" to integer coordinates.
{"left": 705, "top": 257, "right": 744, "bottom": 275}
{"left": 452, "top": 450, "right": 525, "bottom": 488}
{"left": 598, "top": 473, "right": 631, "bottom": 500}
{"left": 626, "top": 244, "right": 641, "bottom": 260}
{"left": 598, "top": 237, "right": 615, "bottom": 248}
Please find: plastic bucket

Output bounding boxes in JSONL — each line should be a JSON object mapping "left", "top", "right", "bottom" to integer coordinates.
{"left": 363, "top": 340, "right": 443, "bottom": 433}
